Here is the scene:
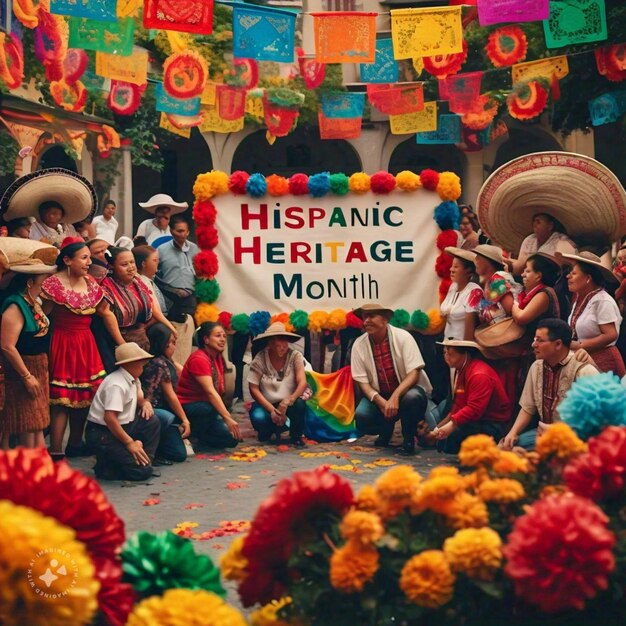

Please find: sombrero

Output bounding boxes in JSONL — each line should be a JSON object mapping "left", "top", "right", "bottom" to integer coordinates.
{"left": 477, "top": 152, "right": 626, "bottom": 254}
{"left": 559, "top": 251, "right": 619, "bottom": 284}
{"left": 252, "top": 322, "right": 301, "bottom": 344}
{"left": 0, "top": 238, "right": 58, "bottom": 276}
{"left": 444, "top": 246, "right": 476, "bottom": 264}
{"left": 436, "top": 338, "right": 483, "bottom": 351}
{"left": 0, "top": 168, "right": 97, "bottom": 224}
{"left": 138, "top": 193, "right": 188, "bottom": 215}
{"left": 353, "top": 303, "right": 394, "bottom": 319}
{"left": 474, "top": 244, "right": 507, "bottom": 267}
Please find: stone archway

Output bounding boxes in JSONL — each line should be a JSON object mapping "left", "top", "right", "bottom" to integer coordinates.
{"left": 491, "top": 126, "right": 563, "bottom": 171}
{"left": 37, "top": 143, "right": 78, "bottom": 172}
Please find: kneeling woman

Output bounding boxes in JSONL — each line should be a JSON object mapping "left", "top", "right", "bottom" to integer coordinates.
{"left": 247, "top": 322, "right": 308, "bottom": 446}
{"left": 176, "top": 322, "right": 241, "bottom": 448}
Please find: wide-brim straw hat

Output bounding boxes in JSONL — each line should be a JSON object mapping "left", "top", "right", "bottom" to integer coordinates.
{"left": 253, "top": 322, "right": 301, "bottom": 344}
{"left": 436, "top": 338, "right": 482, "bottom": 351}
{"left": 444, "top": 246, "right": 476, "bottom": 264}
{"left": 0, "top": 238, "right": 58, "bottom": 275}
{"left": 138, "top": 193, "right": 188, "bottom": 215}
{"left": 477, "top": 151, "right": 626, "bottom": 253}
{"left": 0, "top": 168, "right": 97, "bottom": 224}
{"left": 115, "top": 342, "right": 154, "bottom": 365}
{"left": 474, "top": 244, "right": 507, "bottom": 267}
{"left": 559, "top": 251, "right": 619, "bottom": 284}
{"left": 353, "top": 303, "right": 395, "bottom": 319}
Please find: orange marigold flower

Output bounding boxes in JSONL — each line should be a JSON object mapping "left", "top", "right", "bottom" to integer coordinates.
{"left": 340, "top": 510, "right": 384, "bottom": 544}
{"left": 445, "top": 492, "right": 489, "bottom": 529}
{"left": 375, "top": 466, "right": 421, "bottom": 516}
{"left": 417, "top": 475, "right": 465, "bottom": 513}
{"left": 220, "top": 535, "right": 248, "bottom": 582}
{"left": 477, "top": 478, "right": 525, "bottom": 503}
{"left": 443, "top": 528, "right": 502, "bottom": 581}
{"left": 459, "top": 435, "right": 500, "bottom": 468}
{"left": 461, "top": 468, "right": 489, "bottom": 491}
{"left": 400, "top": 550, "right": 455, "bottom": 608}
{"left": 492, "top": 450, "right": 531, "bottom": 474}
{"left": 427, "top": 466, "right": 460, "bottom": 479}
{"left": 329, "top": 541, "right": 379, "bottom": 593}
{"left": 536, "top": 422, "right": 587, "bottom": 461}
{"left": 355, "top": 484, "right": 379, "bottom": 512}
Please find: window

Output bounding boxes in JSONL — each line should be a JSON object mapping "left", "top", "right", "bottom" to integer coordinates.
{"left": 322, "top": 0, "right": 358, "bottom": 11}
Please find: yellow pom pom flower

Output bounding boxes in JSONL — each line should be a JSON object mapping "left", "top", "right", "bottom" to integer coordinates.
{"left": 326, "top": 308, "right": 347, "bottom": 331}
{"left": 193, "top": 170, "right": 230, "bottom": 200}
{"left": 436, "top": 171, "right": 462, "bottom": 201}
{"left": 400, "top": 550, "right": 455, "bottom": 608}
{"left": 349, "top": 172, "right": 371, "bottom": 194}
{"left": 220, "top": 535, "right": 248, "bottom": 583}
{"left": 307, "top": 310, "right": 329, "bottom": 332}
{"left": 445, "top": 492, "right": 489, "bottom": 530}
{"left": 535, "top": 422, "right": 587, "bottom": 460}
{"left": 127, "top": 589, "right": 247, "bottom": 626}
{"left": 194, "top": 302, "right": 220, "bottom": 325}
{"left": 395, "top": 170, "right": 422, "bottom": 191}
{"left": 417, "top": 474, "right": 465, "bottom": 513}
{"left": 375, "top": 465, "right": 422, "bottom": 517}
{"left": 355, "top": 484, "right": 380, "bottom": 512}
{"left": 329, "top": 541, "right": 379, "bottom": 593}
{"left": 492, "top": 450, "right": 531, "bottom": 474}
{"left": 340, "top": 510, "right": 384, "bottom": 544}
{"left": 458, "top": 434, "right": 501, "bottom": 468}
{"left": 443, "top": 528, "right": 502, "bottom": 581}
{"left": 250, "top": 596, "right": 294, "bottom": 626}
{"left": 477, "top": 478, "right": 526, "bottom": 503}
{"left": 426, "top": 309, "right": 446, "bottom": 334}
{"left": 0, "top": 501, "right": 99, "bottom": 626}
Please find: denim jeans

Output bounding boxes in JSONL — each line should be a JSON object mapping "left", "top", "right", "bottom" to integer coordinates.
{"left": 436, "top": 421, "right": 505, "bottom": 454}
{"left": 154, "top": 408, "right": 187, "bottom": 462}
{"left": 182, "top": 401, "right": 238, "bottom": 449}
{"left": 249, "top": 398, "right": 306, "bottom": 441}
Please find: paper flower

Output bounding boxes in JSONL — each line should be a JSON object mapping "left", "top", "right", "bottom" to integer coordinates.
{"left": 107, "top": 80, "right": 143, "bottom": 116}
{"left": 436, "top": 172, "right": 462, "bottom": 201}
{"left": 308, "top": 172, "right": 331, "bottom": 197}
{"left": 288, "top": 173, "right": 309, "bottom": 195}
{"left": 345, "top": 311, "right": 363, "bottom": 329}
{"left": 329, "top": 173, "right": 350, "bottom": 195}
{"left": 443, "top": 528, "right": 502, "bottom": 581}
{"left": 163, "top": 50, "right": 208, "bottom": 99}
{"left": 390, "top": 308, "right": 410, "bottom": 328}
{"left": 193, "top": 171, "right": 229, "bottom": 201}
{"left": 231, "top": 313, "right": 250, "bottom": 334}
{"left": 420, "top": 169, "right": 440, "bottom": 191}
{"left": 271, "top": 312, "right": 295, "bottom": 332}
{"left": 289, "top": 309, "right": 309, "bottom": 330}
{"left": 193, "top": 250, "right": 219, "bottom": 278}
{"left": 326, "top": 308, "right": 347, "bottom": 331}
{"left": 436, "top": 230, "right": 458, "bottom": 251}
{"left": 196, "top": 278, "right": 221, "bottom": 304}
{"left": 370, "top": 171, "right": 397, "bottom": 194}
{"left": 249, "top": 311, "right": 271, "bottom": 337}
{"left": 122, "top": 531, "right": 225, "bottom": 598}
{"left": 439, "top": 279, "right": 452, "bottom": 303}
{"left": 348, "top": 172, "right": 371, "bottom": 194}
{"left": 507, "top": 80, "right": 549, "bottom": 121}
{"left": 307, "top": 310, "right": 329, "bottom": 332}
{"left": 246, "top": 173, "right": 268, "bottom": 198}
{"left": 266, "top": 174, "right": 290, "bottom": 196}
{"left": 195, "top": 225, "right": 219, "bottom": 250}
{"left": 395, "top": 170, "right": 421, "bottom": 191}
{"left": 461, "top": 95, "right": 499, "bottom": 131}
{"left": 503, "top": 494, "right": 616, "bottom": 613}
{"left": 435, "top": 253, "right": 453, "bottom": 279}
{"left": 400, "top": 551, "right": 455, "bottom": 608}
{"left": 63, "top": 49, "right": 89, "bottom": 85}
{"left": 193, "top": 200, "right": 217, "bottom": 227}
{"left": 434, "top": 201, "right": 460, "bottom": 230}
{"left": 423, "top": 39, "right": 467, "bottom": 78}
{"left": 411, "top": 309, "right": 429, "bottom": 330}
{"left": 218, "top": 311, "right": 232, "bottom": 331}
{"left": 330, "top": 541, "right": 379, "bottom": 592}
{"left": 229, "top": 171, "right": 250, "bottom": 195}
{"left": 194, "top": 303, "right": 220, "bottom": 325}
{"left": 12, "top": 0, "right": 39, "bottom": 29}
{"left": 486, "top": 26, "right": 528, "bottom": 68}
{"left": 50, "top": 78, "right": 87, "bottom": 113}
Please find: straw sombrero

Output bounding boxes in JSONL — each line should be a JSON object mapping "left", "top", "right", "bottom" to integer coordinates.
{"left": 477, "top": 152, "right": 626, "bottom": 254}
{"left": 474, "top": 244, "right": 507, "bottom": 267}
{"left": 0, "top": 168, "right": 97, "bottom": 224}
{"left": 353, "top": 303, "right": 394, "bottom": 319}
{"left": 444, "top": 246, "right": 476, "bottom": 264}
{"left": 138, "top": 193, "right": 188, "bottom": 215}
{"left": 252, "top": 322, "right": 301, "bottom": 344}
{"left": 559, "top": 251, "right": 619, "bottom": 284}
{"left": 436, "top": 339, "right": 482, "bottom": 350}
{"left": 0, "top": 238, "right": 58, "bottom": 275}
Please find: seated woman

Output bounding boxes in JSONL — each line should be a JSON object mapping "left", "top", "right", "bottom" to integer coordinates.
{"left": 247, "top": 322, "right": 308, "bottom": 447}
{"left": 141, "top": 323, "right": 190, "bottom": 464}
{"left": 30, "top": 201, "right": 79, "bottom": 245}
{"left": 176, "top": 322, "right": 241, "bottom": 449}
{"left": 459, "top": 213, "right": 480, "bottom": 250}
{"left": 432, "top": 339, "right": 511, "bottom": 454}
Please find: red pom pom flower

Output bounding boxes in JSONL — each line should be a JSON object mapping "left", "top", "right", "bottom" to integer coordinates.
{"left": 346, "top": 311, "right": 364, "bottom": 329}
{"left": 193, "top": 249, "right": 219, "bottom": 278}
{"left": 507, "top": 80, "right": 549, "bottom": 121}
{"left": 370, "top": 171, "right": 397, "bottom": 194}
{"left": 289, "top": 173, "right": 309, "bottom": 195}
{"left": 486, "top": 26, "right": 528, "bottom": 68}
{"left": 218, "top": 311, "right": 232, "bottom": 330}
{"left": 193, "top": 200, "right": 217, "bottom": 227}
{"left": 435, "top": 252, "right": 453, "bottom": 279}
{"left": 439, "top": 278, "right": 451, "bottom": 302}
{"left": 229, "top": 171, "right": 250, "bottom": 195}
{"left": 196, "top": 225, "right": 219, "bottom": 250}
{"left": 503, "top": 494, "right": 616, "bottom": 613}
{"left": 436, "top": 229, "right": 459, "bottom": 251}
{"left": 420, "top": 169, "right": 440, "bottom": 191}
{"left": 423, "top": 39, "right": 467, "bottom": 78}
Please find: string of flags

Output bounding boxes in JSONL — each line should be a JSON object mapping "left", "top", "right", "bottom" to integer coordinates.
{"left": 0, "top": 0, "right": 622, "bottom": 149}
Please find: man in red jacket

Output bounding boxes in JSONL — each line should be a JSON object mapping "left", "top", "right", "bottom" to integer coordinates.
{"left": 432, "top": 339, "right": 511, "bottom": 453}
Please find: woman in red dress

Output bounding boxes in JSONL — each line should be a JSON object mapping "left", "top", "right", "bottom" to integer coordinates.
{"left": 42, "top": 238, "right": 124, "bottom": 460}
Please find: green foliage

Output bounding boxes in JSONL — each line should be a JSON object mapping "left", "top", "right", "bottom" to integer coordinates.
{"left": 0, "top": 131, "right": 19, "bottom": 177}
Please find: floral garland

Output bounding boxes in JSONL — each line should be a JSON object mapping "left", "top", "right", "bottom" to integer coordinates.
{"left": 193, "top": 169, "right": 461, "bottom": 335}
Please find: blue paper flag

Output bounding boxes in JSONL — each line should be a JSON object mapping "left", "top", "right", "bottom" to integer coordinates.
{"left": 232, "top": 3, "right": 296, "bottom": 63}
{"left": 321, "top": 93, "right": 366, "bottom": 119}
{"left": 416, "top": 114, "right": 461, "bottom": 144}
{"left": 50, "top": 0, "right": 118, "bottom": 22}
{"left": 588, "top": 91, "right": 626, "bottom": 126}
{"left": 155, "top": 83, "right": 202, "bottom": 116}
{"left": 360, "top": 39, "right": 398, "bottom": 84}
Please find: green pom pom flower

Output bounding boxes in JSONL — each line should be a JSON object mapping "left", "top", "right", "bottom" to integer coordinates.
{"left": 330, "top": 173, "right": 349, "bottom": 195}
{"left": 231, "top": 313, "right": 250, "bottom": 334}
{"left": 122, "top": 531, "right": 225, "bottom": 598}
{"left": 390, "top": 308, "right": 410, "bottom": 328}
{"left": 196, "top": 278, "right": 221, "bottom": 304}
{"left": 411, "top": 309, "right": 429, "bottom": 330}
{"left": 290, "top": 309, "right": 309, "bottom": 330}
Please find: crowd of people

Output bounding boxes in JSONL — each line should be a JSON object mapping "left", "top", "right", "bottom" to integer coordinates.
{"left": 1, "top": 155, "right": 626, "bottom": 480}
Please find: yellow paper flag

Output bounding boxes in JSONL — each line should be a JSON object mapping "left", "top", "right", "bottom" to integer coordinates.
{"left": 198, "top": 106, "right": 244, "bottom": 133}
{"left": 167, "top": 30, "right": 193, "bottom": 53}
{"left": 389, "top": 102, "right": 437, "bottom": 134}
{"left": 391, "top": 7, "right": 462, "bottom": 60}
{"left": 159, "top": 113, "right": 191, "bottom": 138}
{"left": 245, "top": 94, "right": 264, "bottom": 121}
{"left": 512, "top": 56, "right": 569, "bottom": 84}
{"left": 117, "top": 0, "right": 140, "bottom": 18}
{"left": 96, "top": 47, "right": 148, "bottom": 85}
{"left": 201, "top": 82, "right": 217, "bottom": 106}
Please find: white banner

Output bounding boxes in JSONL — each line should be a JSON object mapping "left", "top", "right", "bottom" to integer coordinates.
{"left": 214, "top": 190, "right": 441, "bottom": 314}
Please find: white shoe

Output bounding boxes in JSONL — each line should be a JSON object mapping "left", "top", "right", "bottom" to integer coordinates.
{"left": 183, "top": 439, "right": 195, "bottom": 457}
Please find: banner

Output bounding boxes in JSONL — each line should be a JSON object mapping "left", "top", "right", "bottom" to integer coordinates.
{"left": 477, "top": 0, "right": 549, "bottom": 26}
{"left": 213, "top": 190, "right": 440, "bottom": 314}
{"left": 155, "top": 83, "right": 201, "bottom": 115}
{"left": 159, "top": 112, "right": 191, "bottom": 138}
{"left": 95, "top": 46, "right": 147, "bottom": 84}
{"left": 50, "top": 0, "right": 117, "bottom": 21}
{"left": 389, "top": 102, "right": 437, "bottom": 134}
{"left": 360, "top": 39, "right": 398, "bottom": 84}
{"left": 318, "top": 113, "right": 362, "bottom": 139}
{"left": 69, "top": 17, "right": 135, "bottom": 56}
{"left": 588, "top": 90, "right": 626, "bottom": 126}
{"left": 311, "top": 11, "right": 377, "bottom": 63}
{"left": 511, "top": 55, "right": 569, "bottom": 83}
{"left": 143, "top": 0, "right": 214, "bottom": 35}
{"left": 543, "top": 0, "right": 607, "bottom": 48}
{"left": 446, "top": 72, "right": 483, "bottom": 114}
{"left": 416, "top": 114, "right": 461, "bottom": 144}
{"left": 320, "top": 93, "right": 365, "bottom": 118}
{"left": 198, "top": 105, "right": 244, "bottom": 133}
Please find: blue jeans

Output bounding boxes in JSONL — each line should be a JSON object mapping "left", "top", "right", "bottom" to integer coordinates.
{"left": 154, "top": 408, "right": 187, "bottom": 462}
{"left": 516, "top": 429, "right": 537, "bottom": 450}
{"left": 182, "top": 401, "right": 238, "bottom": 449}
{"left": 249, "top": 398, "right": 306, "bottom": 442}
{"left": 355, "top": 386, "right": 427, "bottom": 443}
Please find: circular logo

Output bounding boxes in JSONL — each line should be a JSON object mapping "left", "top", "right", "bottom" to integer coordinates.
{"left": 27, "top": 548, "right": 79, "bottom": 599}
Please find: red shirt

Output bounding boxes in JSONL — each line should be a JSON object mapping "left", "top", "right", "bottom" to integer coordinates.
{"left": 372, "top": 337, "right": 400, "bottom": 397}
{"left": 451, "top": 358, "right": 511, "bottom": 426}
{"left": 177, "top": 350, "right": 224, "bottom": 405}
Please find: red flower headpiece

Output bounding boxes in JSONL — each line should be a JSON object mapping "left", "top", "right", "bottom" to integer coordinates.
{"left": 60, "top": 236, "right": 85, "bottom": 250}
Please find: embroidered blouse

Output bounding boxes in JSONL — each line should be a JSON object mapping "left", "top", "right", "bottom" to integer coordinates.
{"left": 469, "top": 271, "right": 520, "bottom": 325}
{"left": 248, "top": 348, "right": 304, "bottom": 405}
{"left": 102, "top": 276, "right": 153, "bottom": 329}
{"left": 440, "top": 281, "right": 482, "bottom": 340}
{"left": 141, "top": 355, "right": 177, "bottom": 409}
{"left": 41, "top": 274, "right": 104, "bottom": 315}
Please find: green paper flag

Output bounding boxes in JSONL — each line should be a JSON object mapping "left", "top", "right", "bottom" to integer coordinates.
{"left": 69, "top": 17, "right": 135, "bottom": 56}
{"left": 543, "top": 0, "right": 607, "bottom": 48}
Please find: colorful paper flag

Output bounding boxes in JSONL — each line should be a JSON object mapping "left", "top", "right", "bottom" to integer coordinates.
{"left": 416, "top": 114, "right": 461, "bottom": 144}
{"left": 155, "top": 83, "right": 201, "bottom": 115}
{"left": 320, "top": 92, "right": 366, "bottom": 119}
{"left": 588, "top": 91, "right": 626, "bottom": 126}
{"left": 389, "top": 102, "right": 437, "bottom": 134}
{"left": 445, "top": 72, "right": 483, "bottom": 114}
{"left": 198, "top": 106, "right": 244, "bottom": 133}
{"left": 360, "top": 39, "right": 398, "bottom": 84}
{"left": 543, "top": 0, "right": 607, "bottom": 48}
{"left": 311, "top": 11, "right": 377, "bottom": 63}
{"left": 160, "top": 112, "right": 191, "bottom": 137}
{"left": 511, "top": 56, "right": 569, "bottom": 83}
{"left": 367, "top": 84, "right": 424, "bottom": 115}
{"left": 96, "top": 47, "right": 147, "bottom": 85}
{"left": 318, "top": 112, "right": 362, "bottom": 139}
{"left": 201, "top": 82, "right": 217, "bottom": 106}
{"left": 143, "top": 0, "right": 214, "bottom": 35}
{"left": 477, "top": 0, "right": 549, "bottom": 26}
{"left": 69, "top": 17, "right": 135, "bottom": 56}
{"left": 50, "top": 0, "right": 117, "bottom": 21}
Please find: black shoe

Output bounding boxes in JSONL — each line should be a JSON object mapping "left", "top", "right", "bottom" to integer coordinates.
{"left": 257, "top": 432, "right": 272, "bottom": 443}
{"left": 374, "top": 435, "right": 391, "bottom": 447}
{"left": 291, "top": 437, "right": 306, "bottom": 448}
{"left": 65, "top": 443, "right": 93, "bottom": 458}
{"left": 151, "top": 469, "right": 162, "bottom": 478}
{"left": 399, "top": 439, "right": 416, "bottom": 455}
{"left": 153, "top": 457, "right": 173, "bottom": 466}
{"left": 49, "top": 452, "right": 65, "bottom": 463}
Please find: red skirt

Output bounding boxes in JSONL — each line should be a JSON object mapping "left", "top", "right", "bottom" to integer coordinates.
{"left": 590, "top": 346, "right": 626, "bottom": 377}
{"left": 49, "top": 309, "right": 106, "bottom": 408}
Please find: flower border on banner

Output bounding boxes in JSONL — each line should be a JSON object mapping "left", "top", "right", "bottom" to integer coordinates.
{"left": 192, "top": 169, "right": 460, "bottom": 336}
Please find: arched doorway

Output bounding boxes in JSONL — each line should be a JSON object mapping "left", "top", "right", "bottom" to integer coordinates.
{"left": 491, "top": 126, "right": 563, "bottom": 171}
{"left": 38, "top": 144, "right": 78, "bottom": 172}
{"left": 231, "top": 126, "right": 362, "bottom": 175}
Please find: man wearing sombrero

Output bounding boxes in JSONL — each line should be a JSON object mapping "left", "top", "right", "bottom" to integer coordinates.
{"left": 0, "top": 168, "right": 97, "bottom": 247}
{"left": 135, "top": 193, "right": 188, "bottom": 246}
{"left": 350, "top": 303, "right": 431, "bottom": 455}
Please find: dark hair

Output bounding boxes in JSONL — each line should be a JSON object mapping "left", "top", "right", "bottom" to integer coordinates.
{"left": 460, "top": 213, "right": 480, "bottom": 232}
{"left": 103, "top": 199, "right": 116, "bottom": 208}
{"left": 39, "top": 200, "right": 64, "bottom": 217}
{"left": 6, "top": 217, "right": 31, "bottom": 235}
{"left": 5, "top": 272, "right": 32, "bottom": 295}
{"left": 533, "top": 212, "right": 566, "bottom": 235}
{"left": 56, "top": 241, "right": 88, "bottom": 270}
{"left": 527, "top": 254, "right": 560, "bottom": 287}
{"left": 133, "top": 245, "right": 157, "bottom": 272}
{"left": 575, "top": 261, "right": 606, "bottom": 289}
{"left": 88, "top": 238, "right": 109, "bottom": 251}
{"left": 170, "top": 215, "right": 190, "bottom": 229}
{"left": 106, "top": 246, "right": 133, "bottom": 265}
{"left": 195, "top": 321, "right": 225, "bottom": 348}
{"left": 536, "top": 318, "right": 572, "bottom": 347}
{"left": 133, "top": 236, "right": 148, "bottom": 247}
{"left": 147, "top": 322, "right": 173, "bottom": 358}
{"left": 454, "top": 256, "right": 479, "bottom": 285}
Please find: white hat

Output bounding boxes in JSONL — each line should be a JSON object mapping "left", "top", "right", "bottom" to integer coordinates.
{"left": 252, "top": 322, "right": 301, "bottom": 343}
{"left": 115, "top": 342, "right": 153, "bottom": 365}
{"left": 436, "top": 338, "right": 482, "bottom": 350}
{"left": 444, "top": 246, "right": 477, "bottom": 264}
{"left": 138, "top": 193, "right": 188, "bottom": 215}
